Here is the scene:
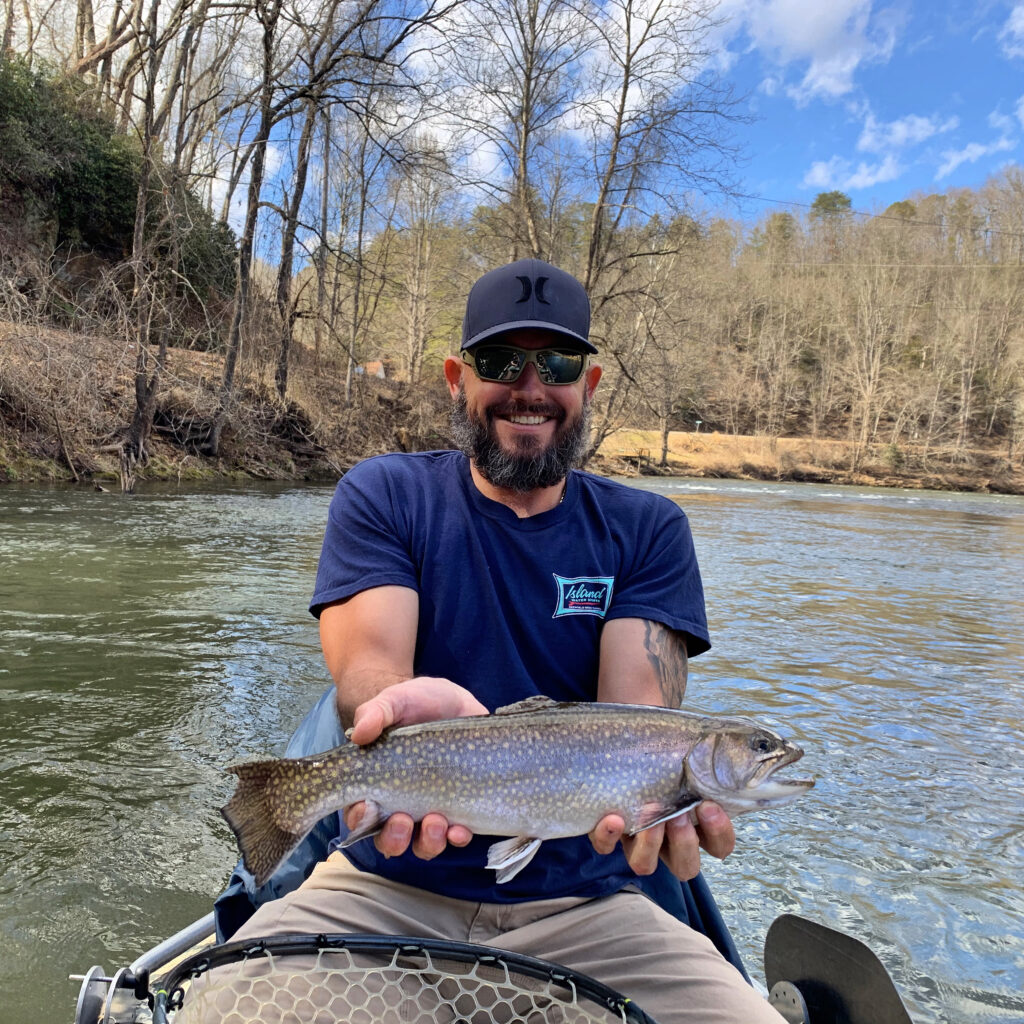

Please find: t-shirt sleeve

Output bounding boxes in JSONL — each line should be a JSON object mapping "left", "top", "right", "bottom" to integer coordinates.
{"left": 309, "top": 460, "right": 419, "bottom": 618}
{"left": 605, "top": 504, "right": 711, "bottom": 656}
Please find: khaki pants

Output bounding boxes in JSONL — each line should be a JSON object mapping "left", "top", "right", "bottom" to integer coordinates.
{"left": 221, "top": 853, "right": 784, "bottom": 1024}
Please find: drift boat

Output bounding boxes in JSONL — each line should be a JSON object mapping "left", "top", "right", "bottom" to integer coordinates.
{"left": 70, "top": 911, "right": 915, "bottom": 1023}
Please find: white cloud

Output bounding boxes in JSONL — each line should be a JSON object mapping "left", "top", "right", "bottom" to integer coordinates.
{"left": 718, "top": 0, "right": 903, "bottom": 103}
{"left": 989, "top": 110, "right": 1015, "bottom": 134}
{"left": 857, "top": 112, "right": 958, "bottom": 153}
{"left": 264, "top": 144, "right": 286, "bottom": 180}
{"left": 1000, "top": 4, "right": 1024, "bottom": 58}
{"left": 802, "top": 153, "right": 903, "bottom": 190}
{"left": 936, "top": 137, "right": 1017, "bottom": 179}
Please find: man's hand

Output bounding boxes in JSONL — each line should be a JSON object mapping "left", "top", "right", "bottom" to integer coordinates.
{"left": 344, "top": 677, "right": 486, "bottom": 859}
{"left": 588, "top": 801, "right": 736, "bottom": 880}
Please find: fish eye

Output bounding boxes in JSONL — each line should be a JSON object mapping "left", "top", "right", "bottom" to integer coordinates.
{"left": 750, "top": 733, "right": 774, "bottom": 754}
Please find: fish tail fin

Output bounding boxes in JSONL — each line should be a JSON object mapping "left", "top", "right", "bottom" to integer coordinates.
{"left": 221, "top": 761, "right": 304, "bottom": 888}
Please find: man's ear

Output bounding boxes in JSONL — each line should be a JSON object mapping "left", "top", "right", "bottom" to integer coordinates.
{"left": 443, "top": 356, "right": 464, "bottom": 397}
{"left": 584, "top": 362, "right": 602, "bottom": 399}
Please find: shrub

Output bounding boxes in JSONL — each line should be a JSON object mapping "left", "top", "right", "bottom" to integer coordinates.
{"left": 0, "top": 54, "right": 237, "bottom": 340}
{"left": 0, "top": 56, "right": 140, "bottom": 255}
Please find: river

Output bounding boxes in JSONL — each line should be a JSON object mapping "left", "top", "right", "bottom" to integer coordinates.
{"left": 1, "top": 477, "right": 1022, "bottom": 1024}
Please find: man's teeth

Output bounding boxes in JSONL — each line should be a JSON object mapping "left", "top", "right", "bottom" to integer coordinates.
{"left": 508, "top": 414, "right": 548, "bottom": 425}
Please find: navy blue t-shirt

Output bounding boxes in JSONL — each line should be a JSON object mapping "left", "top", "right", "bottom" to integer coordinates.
{"left": 310, "top": 450, "right": 710, "bottom": 903}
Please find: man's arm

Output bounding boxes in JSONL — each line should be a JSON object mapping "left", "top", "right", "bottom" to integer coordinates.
{"left": 596, "top": 616, "right": 689, "bottom": 708}
{"left": 319, "top": 585, "right": 486, "bottom": 857}
{"left": 590, "top": 616, "right": 736, "bottom": 880}
{"left": 319, "top": 585, "right": 418, "bottom": 728}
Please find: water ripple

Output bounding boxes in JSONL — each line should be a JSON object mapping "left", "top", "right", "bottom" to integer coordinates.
{"left": 2, "top": 478, "right": 1023, "bottom": 1023}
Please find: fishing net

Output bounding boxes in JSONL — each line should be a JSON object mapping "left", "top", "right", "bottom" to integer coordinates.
{"left": 157, "top": 934, "right": 657, "bottom": 1024}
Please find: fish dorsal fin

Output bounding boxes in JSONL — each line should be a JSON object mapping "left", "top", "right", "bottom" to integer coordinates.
{"left": 494, "top": 695, "right": 567, "bottom": 716}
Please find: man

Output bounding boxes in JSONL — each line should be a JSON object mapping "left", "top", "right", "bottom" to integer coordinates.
{"left": 228, "top": 259, "right": 785, "bottom": 1022}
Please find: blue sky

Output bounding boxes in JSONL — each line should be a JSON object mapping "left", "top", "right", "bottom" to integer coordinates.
{"left": 712, "top": 0, "right": 1023, "bottom": 219}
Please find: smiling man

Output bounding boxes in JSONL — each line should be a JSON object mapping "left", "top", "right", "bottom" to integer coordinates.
{"left": 445, "top": 260, "right": 601, "bottom": 511}
{"left": 224, "top": 259, "right": 787, "bottom": 1023}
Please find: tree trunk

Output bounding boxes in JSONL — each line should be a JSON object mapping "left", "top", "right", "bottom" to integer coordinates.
{"left": 209, "top": 0, "right": 280, "bottom": 455}
{"left": 274, "top": 97, "right": 316, "bottom": 399}
{"left": 313, "top": 110, "right": 331, "bottom": 372}
{"left": 2, "top": 0, "right": 16, "bottom": 59}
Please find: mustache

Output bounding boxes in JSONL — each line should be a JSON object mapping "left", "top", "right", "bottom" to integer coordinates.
{"left": 487, "top": 401, "right": 565, "bottom": 421}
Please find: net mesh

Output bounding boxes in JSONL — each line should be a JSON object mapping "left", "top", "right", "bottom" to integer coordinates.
{"left": 167, "top": 938, "right": 650, "bottom": 1024}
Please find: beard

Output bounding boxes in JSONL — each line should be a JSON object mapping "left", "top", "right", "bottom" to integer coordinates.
{"left": 449, "top": 388, "right": 592, "bottom": 493}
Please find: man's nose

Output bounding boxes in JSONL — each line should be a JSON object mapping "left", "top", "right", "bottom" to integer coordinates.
{"left": 509, "top": 360, "right": 547, "bottom": 396}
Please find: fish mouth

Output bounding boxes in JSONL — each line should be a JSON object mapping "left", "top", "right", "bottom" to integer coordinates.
{"left": 744, "top": 745, "right": 814, "bottom": 798}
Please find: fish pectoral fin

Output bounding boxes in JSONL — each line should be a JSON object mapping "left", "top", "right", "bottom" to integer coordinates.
{"left": 486, "top": 836, "right": 543, "bottom": 883}
{"left": 630, "top": 797, "right": 703, "bottom": 834}
{"left": 494, "top": 695, "right": 569, "bottom": 715}
{"left": 336, "top": 799, "right": 387, "bottom": 848}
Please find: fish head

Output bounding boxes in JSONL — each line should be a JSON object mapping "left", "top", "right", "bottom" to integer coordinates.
{"left": 683, "top": 720, "right": 815, "bottom": 816}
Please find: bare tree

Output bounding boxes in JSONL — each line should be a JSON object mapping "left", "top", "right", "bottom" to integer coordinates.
{"left": 272, "top": 94, "right": 318, "bottom": 398}
{"left": 389, "top": 138, "right": 460, "bottom": 384}
{"left": 208, "top": 0, "right": 462, "bottom": 451}
{"left": 123, "top": 0, "right": 214, "bottom": 489}
{"left": 1, "top": 0, "right": 15, "bottom": 58}
{"left": 442, "top": 0, "right": 592, "bottom": 260}
{"left": 577, "top": 0, "right": 737, "bottom": 301}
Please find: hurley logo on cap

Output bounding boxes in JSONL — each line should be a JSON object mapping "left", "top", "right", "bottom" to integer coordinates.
{"left": 515, "top": 275, "right": 550, "bottom": 304}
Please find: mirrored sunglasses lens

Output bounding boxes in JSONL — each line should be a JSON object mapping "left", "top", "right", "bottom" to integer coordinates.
{"left": 536, "top": 350, "right": 584, "bottom": 384}
{"left": 473, "top": 347, "right": 522, "bottom": 381}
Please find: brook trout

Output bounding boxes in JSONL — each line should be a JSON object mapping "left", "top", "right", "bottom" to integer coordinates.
{"left": 221, "top": 696, "right": 814, "bottom": 887}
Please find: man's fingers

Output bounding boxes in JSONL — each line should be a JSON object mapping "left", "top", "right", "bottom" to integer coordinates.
{"left": 446, "top": 824, "right": 474, "bottom": 847}
{"left": 349, "top": 697, "right": 394, "bottom": 745}
{"left": 622, "top": 823, "right": 665, "bottom": 876}
{"left": 589, "top": 814, "right": 626, "bottom": 855}
{"left": 348, "top": 679, "right": 489, "bottom": 747}
{"left": 344, "top": 800, "right": 370, "bottom": 831}
{"left": 411, "top": 813, "right": 449, "bottom": 859}
{"left": 347, "top": 805, "right": 474, "bottom": 858}
{"left": 662, "top": 814, "right": 702, "bottom": 880}
{"left": 695, "top": 801, "right": 736, "bottom": 860}
{"left": 374, "top": 812, "right": 414, "bottom": 857}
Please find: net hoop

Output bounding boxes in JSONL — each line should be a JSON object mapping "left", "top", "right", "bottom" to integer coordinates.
{"left": 157, "top": 932, "right": 658, "bottom": 1023}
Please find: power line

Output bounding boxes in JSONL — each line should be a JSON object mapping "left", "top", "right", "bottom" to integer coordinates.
{"left": 755, "top": 262, "right": 1024, "bottom": 269}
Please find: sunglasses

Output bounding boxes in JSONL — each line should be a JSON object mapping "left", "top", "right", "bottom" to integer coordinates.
{"left": 461, "top": 344, "right": 588, "bottom": 385}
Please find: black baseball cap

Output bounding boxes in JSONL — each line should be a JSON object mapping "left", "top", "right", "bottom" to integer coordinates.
{"left": 460, "top": 258, "right": 596, "bottom": 354}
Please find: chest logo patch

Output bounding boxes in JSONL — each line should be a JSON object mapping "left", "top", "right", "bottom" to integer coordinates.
{"left": 552, "top": 574, "right": 615, "bottom": 618}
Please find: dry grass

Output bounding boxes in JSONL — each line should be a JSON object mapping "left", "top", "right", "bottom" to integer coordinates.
{"left": 600, "top": 429, "right": 845, "bottom": 475}
{"left": 594, "top": 428, "right": 1024, "bottom": 494}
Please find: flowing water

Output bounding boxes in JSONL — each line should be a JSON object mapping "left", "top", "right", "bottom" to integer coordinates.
{"left": 0, "top": 477, "right": 1022, "bottom": 1024}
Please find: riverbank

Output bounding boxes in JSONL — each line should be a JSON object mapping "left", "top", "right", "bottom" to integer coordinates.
{"left": 6, "top": 412, "right": 1021, "bottom": 495}
{"left": 590, "top": 429, "right": 1024, "bottom": 495}
{"left": 2, "top": 324, "right": 1022, "bottom": 494}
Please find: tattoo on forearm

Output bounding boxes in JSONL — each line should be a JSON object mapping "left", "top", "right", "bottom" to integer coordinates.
{"left": 642, "top": 621, "right": 688, "bottom": 707}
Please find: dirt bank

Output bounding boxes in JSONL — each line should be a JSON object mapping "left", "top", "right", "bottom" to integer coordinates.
{"left": 590, "top": 429, "right": 1024, "bottom": 496}
{"left": 2, "top": 324, "right": 1022, "bottom": 494}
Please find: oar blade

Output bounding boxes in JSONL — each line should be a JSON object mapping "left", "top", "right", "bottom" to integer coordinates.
{"left": 764, "top": 914, "right": 913, "bottom": 1024}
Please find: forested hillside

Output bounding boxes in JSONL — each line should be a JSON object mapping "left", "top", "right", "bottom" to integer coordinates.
{"left": 0, "top": 0, "right": 1022, "bottom": 492}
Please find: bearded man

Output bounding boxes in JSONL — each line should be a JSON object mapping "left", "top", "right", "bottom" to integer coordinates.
{"left": 219, "top": 259, "right": 787, "bottom": 1023}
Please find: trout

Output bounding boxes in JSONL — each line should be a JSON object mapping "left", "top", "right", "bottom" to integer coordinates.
{"left": 221, "top": 696, "right": 814, "bottom": 887}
